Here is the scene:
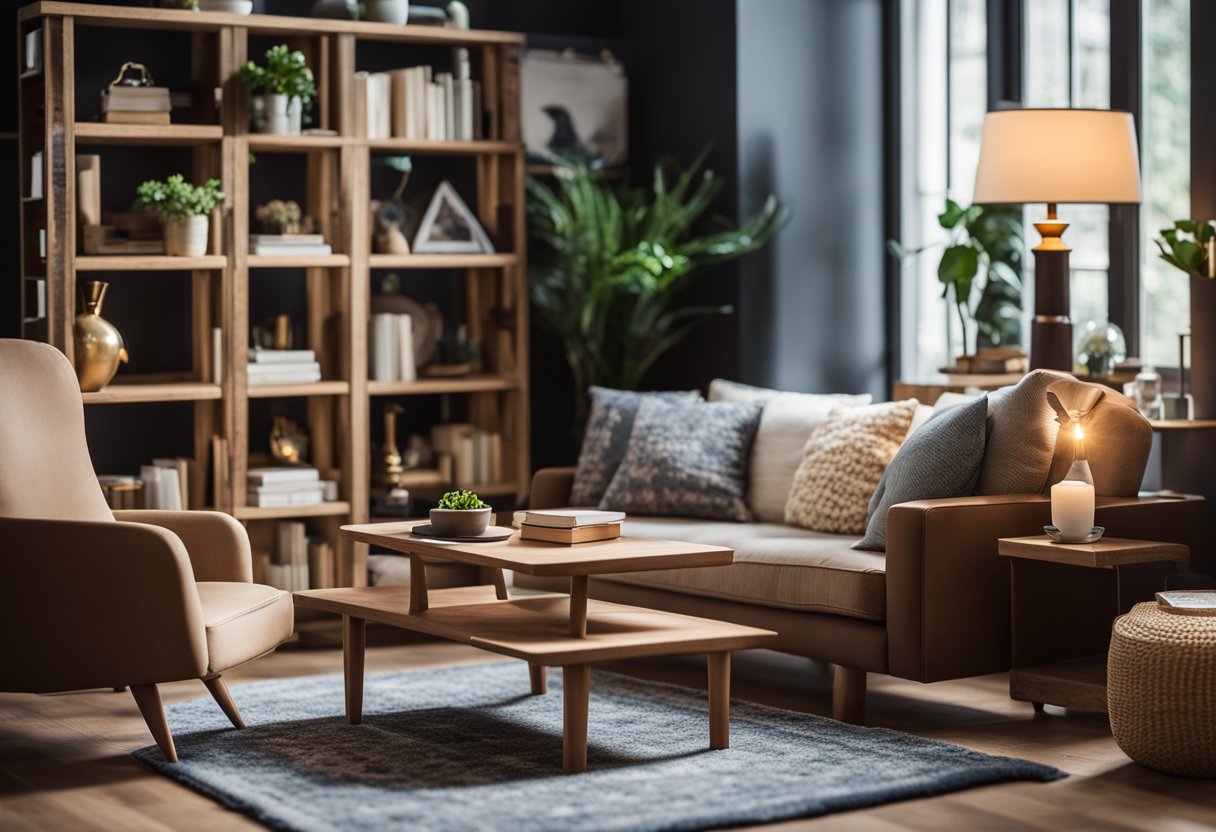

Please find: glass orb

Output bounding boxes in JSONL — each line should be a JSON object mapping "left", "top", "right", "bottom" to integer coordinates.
{"left": 1075, "top": 320, "right": 1128, "bottom": 378}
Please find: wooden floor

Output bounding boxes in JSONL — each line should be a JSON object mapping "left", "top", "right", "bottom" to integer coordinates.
{"left": 2, "top": 635, "right": 1214, "bottom": 831}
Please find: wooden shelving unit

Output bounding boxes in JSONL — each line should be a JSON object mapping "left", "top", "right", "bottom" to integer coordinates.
{"left": 18, "top": 2, "right": 530, "bottom": 588}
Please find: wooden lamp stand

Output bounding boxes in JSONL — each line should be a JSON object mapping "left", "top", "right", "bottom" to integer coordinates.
{"left": 1031, "top": 203, "right": 1073, "bottom": 371}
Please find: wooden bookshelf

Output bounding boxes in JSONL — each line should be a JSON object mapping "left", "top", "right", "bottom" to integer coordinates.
{"left": 18, "top": 2, "right": 530, "bottom": 589}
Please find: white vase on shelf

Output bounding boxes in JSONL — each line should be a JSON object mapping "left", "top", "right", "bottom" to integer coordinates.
{"left": 366, "top": 0, "right": 409, "bottom": 24}
{"left": 251, "top": 93, "right": 302, "bottom": 135}
{"left": 163, "top": 215, "right": 210, "bottom": 257}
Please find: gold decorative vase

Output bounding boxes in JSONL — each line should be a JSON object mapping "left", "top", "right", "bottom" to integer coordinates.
{"left": 73, "top": 280, "right": 128, "bottom": 392}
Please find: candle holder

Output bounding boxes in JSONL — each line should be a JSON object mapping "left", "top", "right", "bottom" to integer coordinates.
{"left": 1049, "top": 413, "right": 1100, "bottom": 542}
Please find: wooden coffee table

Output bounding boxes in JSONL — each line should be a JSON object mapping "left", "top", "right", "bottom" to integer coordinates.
{"left": 294, "top": 520, "right": 776, "bottom": 773}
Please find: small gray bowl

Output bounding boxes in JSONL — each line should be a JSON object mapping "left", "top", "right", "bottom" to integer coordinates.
{"left": 429, "top": 507, "right": 491, "bottom": 537}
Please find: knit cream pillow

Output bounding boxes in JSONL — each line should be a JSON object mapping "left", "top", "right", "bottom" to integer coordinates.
{"left": 784, "top": 400, "right": 919, "bottom": 535}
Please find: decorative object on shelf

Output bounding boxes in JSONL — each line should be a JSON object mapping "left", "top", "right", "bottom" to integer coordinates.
{"left": 199, "top": 0, "right": 254, "bottom": 12}
{"left": 447, "top": 1, "right": 469, "bottom": 28}
{"left": 522, "top": 48, "right": 628, "bottom": 169}
{"left": 1155, "top": 219, "right": 1216, "bottom": 418}
{"left": 255, "top": 199, "right": 302, "bottom": 235}
{"left": 371, "top": 275, "right": 442, "bottom": 374}
{"left": 72, "top": 280, "right": 128, "bottom": 392}
{"left": 311, "top": 0, "right": 359, "bottom": 18}
{"left": 528, "top": 152, "right": 788, "bottom": 423}
{"left": 238, "top": 45, "right": 317, "bottom": 136}
{"left": 974, "top": 109, "right": 1142, "bottom": 371}
{"left": 101, "top": 62, "right": 171, "bottom": 125}
{"left": 136, "top": 174, "right": 224, "bottom": 257}
{"left": 1108, "top": 593, "right": 1216, "bottom": 777}
{"left": 426, "top": 323, "right": 477, "bottom": 377}
{"left": 407, "top": 180, "right": 494, "bottom": 253}
{"left": 371, "top": 156, "right": 411, "bottom": 254}
{"left": 149, "top": 0, "right": 198, "bottom": 10}
{"left": 270, "top": 414, "right": 310, "bottom": 465}
{"left": 1075, "top": 320, "right": 1127, "bottom": 378}
{"left": 24, "top": 28, "right": 42, "bottom": 73}
{"left": 366, "top": 0, "right": 409, "bottom": 24}
{"left": 1130, "top": 367, "right": 1165, "bottom": 420}
{"left": 889, "top": 198, "right": 1023, "bottom": 359}
{"left": 428, "top": 489, "right": 491, "bottom": 537}
{"left": 1162, "top": 331, "right": 1195, "bottom": 420}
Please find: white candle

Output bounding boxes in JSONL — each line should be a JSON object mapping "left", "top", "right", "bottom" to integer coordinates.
{"left": 1051, "top": 479, "right": 1095, "bottom": 540}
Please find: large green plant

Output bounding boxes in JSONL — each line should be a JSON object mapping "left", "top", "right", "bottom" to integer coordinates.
{"left": 890, "top": 198, "right": 1023, "bottom": 355}
{"left": 237, "top": 45, "right": 317, "bottom": 106}
{"left": 1155, "top": 219, "right": 1215, "bottom": 277}
{"left": 528, "top": 153, "right": 788, "bottom": 421}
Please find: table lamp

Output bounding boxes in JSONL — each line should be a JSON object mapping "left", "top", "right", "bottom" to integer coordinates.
{"left": 973, "top": 109, "right": 1142, "bottom": 371}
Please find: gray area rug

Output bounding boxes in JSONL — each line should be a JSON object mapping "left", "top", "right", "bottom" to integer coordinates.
{"left": 134, "top": 663, "right": 1064, "bottom": 832}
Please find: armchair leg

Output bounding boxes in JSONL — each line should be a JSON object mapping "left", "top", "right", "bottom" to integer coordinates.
{"left": 202, "top": 675, "right": 246, "bottom": 729}
{"left": 130, "top": 684, "right": 177, "bottom": 763}
{"left": 831, "top": 665, "right": 867, "bottom": 725}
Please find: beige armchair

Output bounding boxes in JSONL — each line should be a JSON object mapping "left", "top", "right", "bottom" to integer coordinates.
{"left": 0, "top": 340, "right": 293, "bottom": 761}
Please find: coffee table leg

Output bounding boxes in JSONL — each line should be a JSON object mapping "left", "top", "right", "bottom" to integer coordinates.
{"left": 562, "top": 664, "right": 591, "bottom": 773}
{"left": 569, "top": 575, "right": 588, "bottom": 638}
{"left": 491, "top": 568, "right": 509, "bottom": 600}
{"left": 409, "top": 554, "right": 429, "bottom": 613}
{"left": 708, "top": 652, "right": 730, "bottom": 749}
{"left": 529, "top": 663, "right": 547, "bottom": 695}
{"left": 343, "top": 615, "right": 366, "bottom": 725}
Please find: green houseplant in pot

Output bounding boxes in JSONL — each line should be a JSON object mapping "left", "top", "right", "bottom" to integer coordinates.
{"left": 430, "top": 489, "right": 491, "bottom": 537}
{"left": 237, "top": 45, "right": 317, "bottom": 136}
{"left": 136, "top": 175, "right": 224, "bottom": 257}
{"left": 1154, "top": 219, "right": 1216, "bottom": 417}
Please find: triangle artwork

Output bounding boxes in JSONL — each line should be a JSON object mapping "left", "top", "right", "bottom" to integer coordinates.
{"left": 409, "top": 180, "right": 495, "bottom": 254}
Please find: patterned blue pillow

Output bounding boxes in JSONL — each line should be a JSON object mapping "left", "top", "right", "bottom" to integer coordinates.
{"left": 599, "top": 398, "right": 763, "bottom": 522}
{"left": 569, "top": 387, "right": 702, "bottom": 506}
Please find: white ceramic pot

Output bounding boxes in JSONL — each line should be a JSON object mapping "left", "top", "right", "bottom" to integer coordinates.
{"left": 163, "top": 215, "right": 210, "bottom": 257}
{"left": 428, "top": 507, "right": 490, "bottom": 537}
{"left": 366, "top": 0, "right": 409, "bottom": 24}
{"left": 251, "top": 94, "right": 302, "bottom": 135}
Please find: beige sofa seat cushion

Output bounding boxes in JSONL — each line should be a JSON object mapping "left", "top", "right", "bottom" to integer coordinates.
{"left": 196, "top": 582, "right": 294, "bottom": 673}
{"left": 597, "top": 516, "right": 886, "bottom": 621}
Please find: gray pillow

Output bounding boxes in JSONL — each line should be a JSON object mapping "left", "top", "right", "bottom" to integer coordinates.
{"left": 854, "top": 395, "right": 988, "bottom": 551}
{"left": 569, "top": 386, "right": 702, "bottom": 506}
{"left": 976, "top": 369, "right": 1071, "bottom": 495}
{"left": 599, "top": 398, "right": 763, "bottom": 521}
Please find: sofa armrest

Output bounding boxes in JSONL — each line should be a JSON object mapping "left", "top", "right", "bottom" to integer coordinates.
{"left": 113, "top": 510, "right": 253, "bottom": 583}
{"left": 0, "top": 516, "right": 209, "bottom": 692}
{"left": 884, "top": 494, "right": 1204, "bottom": 684}
{"left": 530, "top": 466, "right": 578, "bottom": 509}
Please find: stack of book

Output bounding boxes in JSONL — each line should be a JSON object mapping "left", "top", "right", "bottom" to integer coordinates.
{"left": 247, "top": 349, "right": 322, "bottom": 386}
{"left": 431, "top": 423, "right": 502, "bottom": 486}
{"left": 101, "top": 84, "right": 171, "bottom": 125}
{"left": 249, "top": 233, "right": 332, "bottom": 257}
{"left": 247, "top": 466, "right": 325, "bottom": 507}
{"left": 358, "top": 50, "right": 481, "bottom": 142}
{"left": 133, "top": 457, "right": 191, "bottom": 510}
{"left": 264, "top": 521, "right": 310, "bottom": 591}
{"left": 369, "top": 313, "right": 416, "bottom": 383}
{"left": 519, "top": 510, "right": 624, "bottom": 544}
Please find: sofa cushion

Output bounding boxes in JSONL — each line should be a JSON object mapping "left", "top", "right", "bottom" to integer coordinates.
{"left": 600, "top": 398, "right": 763, "bottom": 521}
{"left": 595, "top": 515, "right": 887, "bottom": 621}
{"left": 196, "top": 582, "right": 294, "bottom": 674}
{"left": 708, "top": 379, "right": 872, "bottom": 523}
{"left": 976, "top": 369, "right": 1071, "bottom": 495}
{"left": 784, "top": 400, "right": 919, "bottom": 535}
{"left": 570, "top": 387, "right": 702, "bottom": 507}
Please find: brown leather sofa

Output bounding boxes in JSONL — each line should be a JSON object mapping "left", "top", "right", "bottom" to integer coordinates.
{"left": 519, "top": 392, "right": 1207, "bottom": 723}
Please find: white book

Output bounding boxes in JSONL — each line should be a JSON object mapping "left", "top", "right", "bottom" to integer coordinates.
{"left": 249, "top": 234, "right": 326, "bottom": 246}
{"left": 247, "top": 371, "right": 322, "bottom": 386}
{"left": 371, "top": 313, "right": 398, "bottom": 382}
{"left": 249, "top": 488, "right": 324, "bottom": 507}
{"left": 395, "top": 314, "right": 416, "bottom": 382}
{"left": 212, "top": 327, "right": 223, "bottom": 384}
{"left": 439, "top": 72, "right": 455, "bottom": 141}
{"left": 456, "top": 435, "right": 475, "bottom": 486}
{"left": 416, "top": 66, "right": 433, "bottom": 139}
{"left": 406, "top": 67, "right": 422, "bottom": 139}
{"left": 369, "top": 72, "right": 392, "bottom": 139}
{"left": 523, "top": 509, "right": 626, "bottom": 529}
{"left": 456, "top": 77, "right": 474, "bottom": 141}
{"left": 427, "top": 82, "right": 443, "bottom": 141}
{"left": 254, "top": 480, "right": 329, "bottom": 494}
{"left": 247, "top": 361, "right": 321, "bottom": 374}
{"left": 29, "top": 150, "right": 43, "bottom": 199}
{"left": 249, "top": 467, "right": 319, "bottom": 485}
{"left": 265, "top": 563, "right": 289, "bottom": 591}
{"left": 390, "top": 68, "right": 408, "bottom": 138}
{"left": 250, "top": 349, "right": 317, "bottom": 364}
{"left": 250, "top": 243, "right": 333, "bottom": 257}
{"left": 140, "top": 465, "right": 182, "bottom": 511}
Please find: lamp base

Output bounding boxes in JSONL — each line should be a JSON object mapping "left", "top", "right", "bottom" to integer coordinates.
{"left": 1031, "top": 316, "right": 1073, "bottom": 371}
{"left": 1031, "top": 236, "right": 1073, "bottom": 372}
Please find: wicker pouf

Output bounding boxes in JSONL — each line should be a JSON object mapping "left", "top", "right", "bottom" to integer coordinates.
{"left": 1108, "top": 596, "right": 1216, "bottom": 777}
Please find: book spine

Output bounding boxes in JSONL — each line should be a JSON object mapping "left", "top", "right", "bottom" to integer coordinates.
{"left": 396, "top": 314, "right": 416, "bottom": 382}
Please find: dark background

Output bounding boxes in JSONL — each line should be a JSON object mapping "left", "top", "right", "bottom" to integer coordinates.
{"left": 1, "top": 0, "right": 890, "bottom": 475}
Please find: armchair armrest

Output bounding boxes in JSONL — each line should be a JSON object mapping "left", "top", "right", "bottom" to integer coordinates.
{"left": 884, "top": 494, "right": 1204, "bottom": 684}
{"left": 0, "top": 516, "right": 208, "bottom": 693}
{"left": 113, "top": 510, "right": 253, "bottom": 582}
{"left": 530, "top": 466, "right": 578, "bottom": 509}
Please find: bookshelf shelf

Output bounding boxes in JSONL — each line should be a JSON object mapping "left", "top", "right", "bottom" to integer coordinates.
{"left": 368, "top": 253, "right": 519, "bottom": 269}
{"left": 81, "top": 382, "right": 222, "bottom": 405}
{"left": 73, "top": 122, "right": 224, "bottom": 146}
{"left": 248, "top": 254, "right": 351, "bottom": 268}
{"left": 367, "top": 375, "right": 519, "bottom": 396}
{"left": 76, "top": 255, "right": 228, "bottom": 271}
{"left": 247, "top": 380, "right": 351, "bottom": 398}
{"left": 367, "top": 138, "right": 519, "bottom": 156}
{"left": 234, "top": 501, "right": 352, "bottom": 521}
{"left": 247, "top": 134, "right": 345, "bottom": 152}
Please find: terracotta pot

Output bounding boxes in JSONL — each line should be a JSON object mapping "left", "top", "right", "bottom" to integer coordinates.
{"left": 1191, "top": 276, "right": 1216, "bottom": 418}
{"left": 429, "top": 507, "right": 491, "bottom": 537}
{"left": 163, "top": 215, "right": 210, "bottom": 257}
{"left": 73, "top": 281, "right": 128, "bottom": 392}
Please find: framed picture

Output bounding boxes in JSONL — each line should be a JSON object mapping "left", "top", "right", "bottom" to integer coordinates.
{"left": 521, "top": 48, "right": 628, "bottom": 168}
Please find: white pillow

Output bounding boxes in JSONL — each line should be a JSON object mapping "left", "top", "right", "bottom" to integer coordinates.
{"left": 708, "top": 379, "right": 872, "bottom": 522}
{"left": 906, "top": 391, "right": 986, "bottom": 437}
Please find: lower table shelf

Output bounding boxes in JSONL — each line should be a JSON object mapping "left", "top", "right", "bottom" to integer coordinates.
{"left": 1010, "top": 655, "right": 1108, "bottom": 713}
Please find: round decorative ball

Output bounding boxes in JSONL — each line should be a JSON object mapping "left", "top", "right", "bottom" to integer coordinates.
{"left": 1108, "top": 598, "right": 1216, "bottom": 777}
{"left": 1075, "top": 320, "right": 1128, "bottom": 378}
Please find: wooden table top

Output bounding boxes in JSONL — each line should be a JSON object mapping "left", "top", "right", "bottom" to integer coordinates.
{"left": 340, "top": 520, "right": 733, "bottom": 577}
{"left": 997, "top": 535, "right": 1189, "bottom": 569}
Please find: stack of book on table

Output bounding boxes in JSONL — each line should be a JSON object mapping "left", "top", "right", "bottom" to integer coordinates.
{"left": 249, "top": 234, "right": 332, "bottom": 257}
{"left": 247, "top": 349, "right": 322, "bottom": 386}
{"left": 519, "top": 510, "right": 625, "bottom": 544}
{"left": 247, "top": 466, "right": 328, "bottom": 507}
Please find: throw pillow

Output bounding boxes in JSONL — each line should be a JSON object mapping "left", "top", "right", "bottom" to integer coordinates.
{"left": 599, "top": 398, "right": 764, "bottom": 522}
{"left": 783, "top": 399, "right": 919, "bottom": 535}
{"left": 906, "top": 390, "right": 985, "bottom": 436}
{"left": 708, "top": 378, "right": 872, "bottom": 522}
{"left": 854, "top": 395, "right": 989, "bottom": 551}
{"left": 569, "top": 387, "right": 702, "bottom": 506}
{"left": 975, "top": 369, "right": 1071, "bottom": 495}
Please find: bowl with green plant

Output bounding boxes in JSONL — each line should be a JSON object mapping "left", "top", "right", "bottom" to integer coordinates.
{"left": 237, "top": 44, "right": 317, "bottom": 136}
{"left": 430, "top": 489, "right": 492, "bottom": 537}
{"left": 136, "top": 175, "right": 224, "bottom": 257}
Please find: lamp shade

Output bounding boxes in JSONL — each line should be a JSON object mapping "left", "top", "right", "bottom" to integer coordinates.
{"left": 972, "top": 109, "right": 1142, "bottom": 205}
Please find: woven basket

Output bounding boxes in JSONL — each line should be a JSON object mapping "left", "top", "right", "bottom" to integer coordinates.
{"left": 1108, "top": 599, "right": 1216, "bottom": 777}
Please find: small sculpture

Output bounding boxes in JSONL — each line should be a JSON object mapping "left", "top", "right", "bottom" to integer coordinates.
{"left": 73, "top": 280, "right": 128, "bottom": 392}
{"left": 270, "top": 414, "right": 309, "bottom": 464}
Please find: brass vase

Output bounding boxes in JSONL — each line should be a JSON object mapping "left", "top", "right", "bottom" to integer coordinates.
{"left": 73, "top": 280, "right": 128, "bottom": 392}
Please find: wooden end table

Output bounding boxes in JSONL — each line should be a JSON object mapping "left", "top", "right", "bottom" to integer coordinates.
{"left": 294, "top": 521, "right": 776, "bottom": 773}
{"left": 997, "top": 535, "right": 1189, "bottom": 714}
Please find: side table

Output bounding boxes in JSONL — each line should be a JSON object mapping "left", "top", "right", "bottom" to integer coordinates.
{"left": 997, "top": 535, "right": 1189, "bottom": 713}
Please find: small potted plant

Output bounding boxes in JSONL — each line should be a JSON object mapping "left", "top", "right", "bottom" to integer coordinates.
{"left": 256, "top": 199, "right": 302, "bottom": 234}
{"left": 136, "top": 174, "right": 224, "bottom": 257}
{"left": 430, "top": 489, "right": 491, "bottom": 536}
{"left": 237, "top": 45, "right": 317, "bottom": 136}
